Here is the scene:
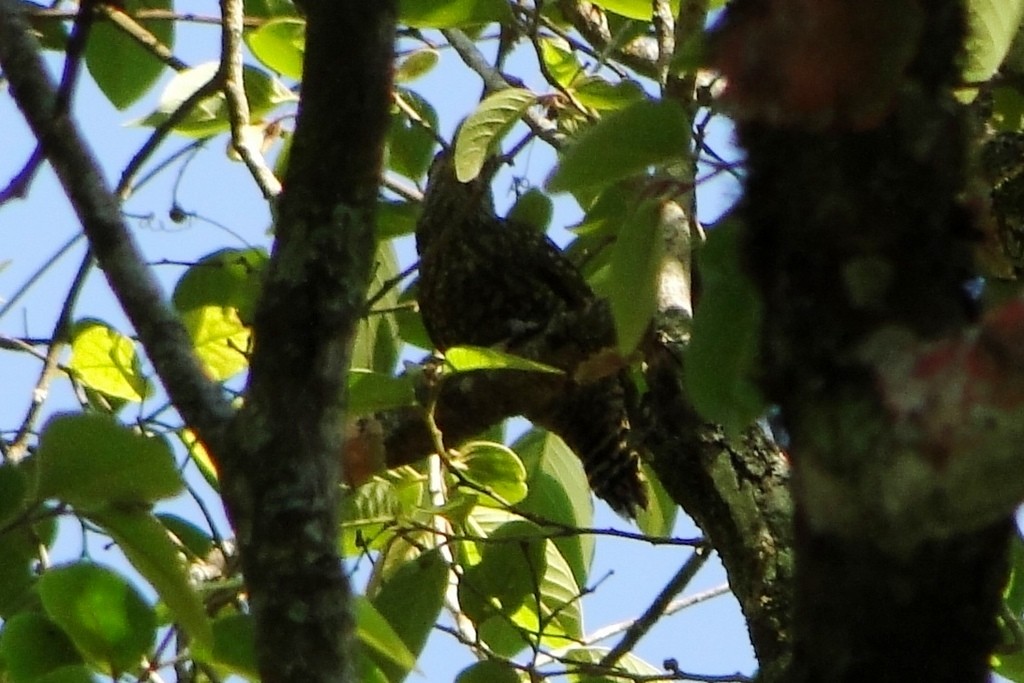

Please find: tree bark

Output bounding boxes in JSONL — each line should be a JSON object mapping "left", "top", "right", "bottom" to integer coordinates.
{"left": 218, "top": 3, "right": 396, "bottom": 683}
{"left": 718, "top": 1, "right": 1015, "bottom": 680}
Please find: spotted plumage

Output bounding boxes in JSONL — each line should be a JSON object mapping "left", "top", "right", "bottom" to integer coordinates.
{"left": 415, "top": 153, "right": 647, "bottom": 517}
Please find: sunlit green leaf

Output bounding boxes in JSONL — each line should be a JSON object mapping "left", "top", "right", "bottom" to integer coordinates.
{"left": 512, "top": 429, "right": 593, "bottom": 585}
{"left": 85, "top": 0, "right": 173, "bottom": 109}
{"left": 39, "top": 564, "right": 155, "bottom": 672}
{"left": 86, "top": 507, "right": 213, "bottom": 654}
{"left": 546, "top": 100, "right": 689, "bottom": 193}
{"left": 634, "top": 461, "right": 676, "bottom": 538}
{"left": 592, "top": 0, "right": 679, "bottom": 20}
{"left": 244, "top": 0, "right": 297, "bottom": 18}
{"left": 456, "top": 441, "right": 529, "bottom": 505}
{"left": 399, "top": 0, "right": 513, "bottom": 28}
{"left": 686, "top": 218, "right": 766, "bottom": 435}
{"left": 32, "top": 665, "right": 98, "bottom": 683}
{"left": 564, "top": 646, "right": 661, "bottom": 682}
{"left": 396, "top": 48, "right": 440, "bottom": 83}
{"left": 609, "top": 198, "right": 664, "bottom": 354}
{"left": 963, "top": 0, "right": 1024, "bottom": 88}
{"left": 339, "top": 480, "right": 402, "bottom": 557}
{"left": 181, "top": 306, "right": 251, "bottom": 381}
{"left": 444, "top": 345, "right": 563, "bottom": 375}
{"left": 369, "top": 549, "right": 447, "bottom": 682}
{"left": 172, "top": 249, "right": 267, "bottom": 323}
{"left": 354, "top": 596, "right": 418, "bottom": 671}
{"left": 35, "top": 413, "right": 182, "bottom": 507}
{"left": 454, "top": 88, "right": 537, "bottom": 181}
{"left": 456, "top": 660, "right": 521, "bottom": 683}
{"left": 246, "top": 17, "right": 305, "bottom": 79}
{"left": 0, "top": 613, "right": 82, "bottom": 683}
{"left": 539, "top": 37, "right": 582, "bottom": 88}
{"left": 69, "top": 320, "right": 151, "bottom": 402}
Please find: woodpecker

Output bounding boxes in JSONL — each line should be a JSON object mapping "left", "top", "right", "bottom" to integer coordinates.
{"left": 415, "top": 152, "right": 648, "bottom": 517}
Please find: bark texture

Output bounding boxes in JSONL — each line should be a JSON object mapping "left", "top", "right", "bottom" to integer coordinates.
{"left": 218, "top": 3, "right": 396, "bottom": 683}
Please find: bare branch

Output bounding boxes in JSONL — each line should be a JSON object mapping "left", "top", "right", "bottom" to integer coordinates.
{"left": 219, "top": 0, "right": 281, "bottom": 199}
{"left": 0, "top": 0, "right": 234, "bottom": 454}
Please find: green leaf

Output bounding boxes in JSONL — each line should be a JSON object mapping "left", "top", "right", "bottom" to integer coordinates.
{"left": 454, "top": 88, "right": 537, "bottom": 181}
{"left": 85, "top": 507, "right": 213, "bottom": 654}
{"left": 35, "top": 413, "right": 183, "bottom": 507}
{"left": 85, "top": 0, "right": 173, "bottom": 109}
{"left": 246, "top": 17, "right": 305, "bottom": 79}
{"left": 339, "top": 480, "right": 402, "bottom": 557}
{"left": 354, "top": 596, "right": 418, "bottom": 671}
{"left": 685, "top": 218, "right": 766, "bottom": 435}
{"left": 0, "top": 464, "right": 28, "bottom": 526}
{"left": 32, "top": 665, "right": 98, "bottom": 683}
{"left": 0, "top": 613, "right": 82, "bottom": 683}
{"left": 369, "top": 549, "right": 447, "bottom": 682}
{"left": 455, "top": 660, "right": 521, "bottom": 683}
{"left": 634, "top": 461, "right": 677, "bottom": 537}
{"left": 353, "top": 241, "right": 403, "bottom": 373}
{"left": 207, "top": 613, "right": 258, "bottom": 679}
{"left": 459, "top": 511, "right": 583, "bottom": 656}
{"left": 134, "top": 62, "right": 296, "bottom": 137}
{"left": 456, "top": 441, "right": 529, "bottom": 505}
{"left": 591, "top": 0, "right": 679, "bottom": 20}
{"left": 0, "top": 502, "right": 56, "bottom": 617}
{"left": 507, "top": 188, "right": 553, "bottom": 231}
{"left": 69, "top": 320, "right": 152, "bottom": 402}
{"left": 388, "top": 89, "right": 439, "bottom": 180}
{"left": 347, "top": 370, "right": 416, "bottom": 415}
{"left": 39, "top": 564, "right": 155, "bottom": 673}
{"left": 444, "top": 345, "right": 563, "bottom": 375}
{"left": 572, "top": 77, "right": 646, "bottom": 112}
{"left": 376, "top": 200, "right": 421, "bottom": 240}
{"left": 398, "top": 0, "right": 513, "bottom": 28}
{"left": 396, "top": 49, "right": 440, "bottom": 83}
{"left": 539, "top": 37, "right": 582, "bottom": 88}
{"left": 608, "top": 198, "right": 664, "bottom": 354}
{"left": 546, "top": 99, "right": 689, "bottom": 193}
{"left": 512, "top": 429, "right": 593, "bottom": 587}
{"left": 564, "top": 646, "right": 661, "bottom": 682}
{"left": 992, "top": 85, "right": 1024, "bottom": 132}
{"left": 156, "top": 513, "right": 214, "bottom": 560}
{"left": 244, "top": 0, "right": 297, "bottom": 18}
{"left": 172, "top": 248, "right": 268, "bottom": 323}
{"left": 181, "top": 306, "right": 251, "bottom": 381}
{"left": 963, "top": 0, "right": 1024, "bottom": 86}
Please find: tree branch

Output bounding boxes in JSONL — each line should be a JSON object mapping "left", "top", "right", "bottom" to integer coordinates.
{"left": 217, "top": 2, "right": 397, "bottom": 682}
{"left": 0, "top": 0, "right": 235, "bottom": 455}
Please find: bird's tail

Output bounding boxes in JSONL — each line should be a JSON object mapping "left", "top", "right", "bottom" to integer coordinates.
{"left": 541, "top": 375, "right": 648, "bottom": 518}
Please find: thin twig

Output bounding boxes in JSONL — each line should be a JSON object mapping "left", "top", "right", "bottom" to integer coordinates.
{"left": 441, "top": 27, "right": 562, "bottom": 148}
{"left": 7, "top": 249, "right": 94, "bottom": 463}
{"left": 25, "top": 7, "right": 266, "bottom": 27}
{"left": 599, "top": 544, "right": 709, "bottom": 668}
{"left": 220, "top": 0, "right": 281, "bottom": 199}
{"left": 117, "top": 76, "right": 221, "bottom": 199}
{"left": 95, "top": 2, "right": 188, "bottom": 71}
{"left": 0, "top": 0, "right": 234, "bottom": 453}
